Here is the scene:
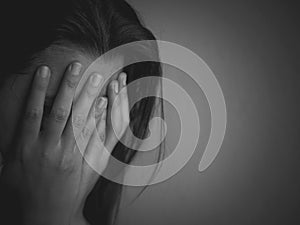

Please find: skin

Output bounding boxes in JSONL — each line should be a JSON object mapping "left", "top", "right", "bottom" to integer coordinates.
{"left": 0, "top": 45, "right": 123, "bottom": 154}
{"left": 0, "top": 45, "right": 129, "bottom": 225}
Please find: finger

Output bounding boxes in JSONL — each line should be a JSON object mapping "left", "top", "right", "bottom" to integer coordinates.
{"left": 105, "top": 79, "right": 121, "bottom": 148}
{"left": 63, "top": 73, "right": 103, "bottom": 148}
{"left": 79, "top": 111, "right": 96, "bottom": 153}
{"left": 22, "top": 66, "right": 50, "bottom": 142}
{"left": 44, "top": 62, "right": 82, "bottom": 142}
{"left": 80, "top": 97, "right": 107, "bottom": 155}
{"left": 84, "top": 98, "right": 110, "bottom": 171}
{"left": 97, "top": 108, "right": 107, "bottom": 142}
{"left": 95, "top": 98, "right": 108, "bottom": 142}
{"left": 118, "top": 72, "right": 130, "bottom": 126}
{"left": 95, "top": 97, "right": 107, "bottom": 122}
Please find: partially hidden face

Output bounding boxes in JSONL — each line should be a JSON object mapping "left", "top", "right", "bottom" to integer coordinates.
{"left": 0, "top": 44, "right": 124, "bottom": 154}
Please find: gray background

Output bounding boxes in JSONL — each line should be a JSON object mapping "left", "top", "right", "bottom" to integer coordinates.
{"left": 118, "top": 0, "right": 300, "bottom": 224}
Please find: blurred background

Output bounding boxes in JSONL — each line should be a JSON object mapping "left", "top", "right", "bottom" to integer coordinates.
{"left": 117, "top": 0, "right": 300, "bottom": 224}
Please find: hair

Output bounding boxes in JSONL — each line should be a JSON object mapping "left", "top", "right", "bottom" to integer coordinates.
{"left": 0, "top": 0, "right": 164, "bottom": 224}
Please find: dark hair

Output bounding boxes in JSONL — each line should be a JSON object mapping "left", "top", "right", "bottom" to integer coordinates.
{"left": 0, "top": 0, "right": 164, "bottom": 224}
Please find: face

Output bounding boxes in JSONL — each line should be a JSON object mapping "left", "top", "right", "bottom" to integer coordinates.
{"left": 0, "top": 45, "right": 124, "bottom": 154}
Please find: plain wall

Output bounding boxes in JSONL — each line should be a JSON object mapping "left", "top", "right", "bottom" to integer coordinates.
{"left": 117, "top": 1, "right": 300, "bottom": 224}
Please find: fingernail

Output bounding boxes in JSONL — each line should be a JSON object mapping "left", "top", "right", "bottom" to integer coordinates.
{"left": 98, "top": 97, "right": 107, "bottom": 109}
{"left": 71, "top": 62, "right": 82, "bottom": 76}
{"left": 39, "top": 66, "right": 49, "bottom": 78}
{"left": 91, "top": 73, "right": 103, "bottom": 87}
{"left": 122, "top": 73, "right": 127, "bottom": 85}
{"left": 114, "top": 81, "right": 119, "bottom": 93}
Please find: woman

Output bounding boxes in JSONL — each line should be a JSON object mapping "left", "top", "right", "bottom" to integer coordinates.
{"left": 0, "top": 0, "right": 164, "bottom": 224}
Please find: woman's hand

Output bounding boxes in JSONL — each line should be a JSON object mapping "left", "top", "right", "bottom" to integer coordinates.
{"left": 0, "top": 62, "right": 129, "bottom": 225}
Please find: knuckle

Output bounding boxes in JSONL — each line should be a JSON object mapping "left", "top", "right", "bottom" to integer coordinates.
{"left": 64, "top": 77, "right": 78, "bottom": 89}
{"left": 58, "top": 156, "right": 76, "bottom": 173}
{"left": 99, "top": 132, "right": 105, "bottom": 142}
{"left": 87, "top": 89, "right": 98, "bottom": 99}
{"left": 51, "top": 107, "right": 69, "bottom": 123}
{"left": 24, "top": 108, "right": 43, "bottom": 122}
{"left": 39, "top": 151, "right": 54, "bottom": 166}
{"left": 82, "top": 126, "right": 93, "bottom": 139}
{"left": 35, "top": 80, "right": 48, "bottom": 92}
{"left": 73, "top": 114, "right": 86, "bottom": 129}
